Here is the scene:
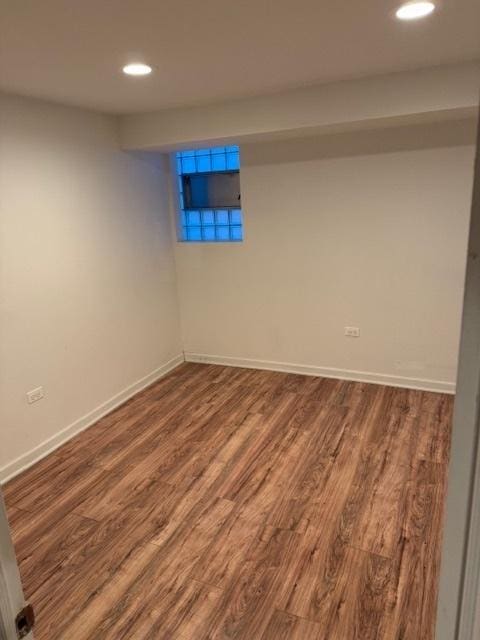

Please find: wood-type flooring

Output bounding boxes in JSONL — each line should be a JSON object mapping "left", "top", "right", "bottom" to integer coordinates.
{"left": 4, "top": 363, "right": 452, "bottom": 639}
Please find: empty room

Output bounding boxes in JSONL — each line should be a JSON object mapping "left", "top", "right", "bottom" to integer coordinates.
{"left": 1, "top": 1, "right": 480, "bottom": 639}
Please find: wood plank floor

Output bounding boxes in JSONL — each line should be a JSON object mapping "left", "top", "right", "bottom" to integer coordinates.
{"left": 3, "top": 363, "right": 452, "bottom": 640}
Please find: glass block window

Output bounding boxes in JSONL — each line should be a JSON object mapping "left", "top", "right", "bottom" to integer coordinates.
{"left": 175, "top": 146, "right": 243, "bottom": 242}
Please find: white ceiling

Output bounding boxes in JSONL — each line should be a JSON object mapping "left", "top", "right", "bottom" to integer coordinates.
{"left": 1, "top": 0, "right": 479, "bottom": 115}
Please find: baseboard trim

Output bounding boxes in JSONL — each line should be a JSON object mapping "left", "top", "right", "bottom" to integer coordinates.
{"left": 185, "top": 352, "right": 456, "bottom": 394}
{"left": 0, "top": 354, "right": 185, "bottom": 485}
{"left": 1, "top": 351, "right": 453, "bottom": 484}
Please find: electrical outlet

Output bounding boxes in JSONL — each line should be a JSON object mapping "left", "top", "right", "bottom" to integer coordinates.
{"left": 27, "top": 386, "right": 44, "bottom": 404}
{"left": 344, "top": 326, "right": 360, "bottom": 337}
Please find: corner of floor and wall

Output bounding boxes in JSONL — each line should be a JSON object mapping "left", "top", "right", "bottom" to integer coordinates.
{"left": 0, "top": 84, "right": 478, "bottom": 484}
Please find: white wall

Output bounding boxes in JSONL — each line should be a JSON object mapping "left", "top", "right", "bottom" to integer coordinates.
{"left": 0, "top": 93, "right": 182, "bottom": 479}
{"left": 175, "top": 119, "right": 477, "bottom": 390}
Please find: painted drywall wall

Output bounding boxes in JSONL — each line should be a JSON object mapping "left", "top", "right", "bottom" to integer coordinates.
{"left": 120, "top": 61, "right": 480, "bottom": 151}
{"left": 175, "top": 119, "right": 477, "bottom": 390}
{"left": 0, "top": 93, "right": 182, "bottom": 478}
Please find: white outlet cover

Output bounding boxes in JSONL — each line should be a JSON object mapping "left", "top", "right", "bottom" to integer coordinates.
{"left": 27, "top": 386, "right": 44, "bottom": 404}
{"left": 344, "top": 327, "right": 360, "bottom": 337}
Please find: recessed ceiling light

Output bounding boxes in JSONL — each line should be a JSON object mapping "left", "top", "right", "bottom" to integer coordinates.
{"left": 396, "top": 1, "right": 435, "bottom": 20}
{"left": 122, "top": 63, "right": 152, "bottom": 76}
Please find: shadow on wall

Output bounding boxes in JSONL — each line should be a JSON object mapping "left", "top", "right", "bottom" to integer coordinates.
{"left": 241, "top": 118, "right": 478, "bottom": 166}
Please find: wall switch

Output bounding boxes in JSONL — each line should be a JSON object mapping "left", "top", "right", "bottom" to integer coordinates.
{"left": 344, "top": 326, "right": 360, "bottom": 337}
{"left": 27, "top": 386, "right": 44, "bottom": 404}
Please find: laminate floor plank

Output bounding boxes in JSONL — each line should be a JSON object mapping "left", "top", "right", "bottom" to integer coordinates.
{"left": 261, "top": 610, "right": 322, "bottom": 640}
{"left": 64, "top": 498, "right": 235, "bottom": 640}
{"left": 14, "top": 512, "right": 98, "bottom": 595}
{"left": 202, "top": 525, "right": 301, "bottom": 640}
{"left": 338, "top": 412, "right": 418, "bottom": 558}
{"left": 316, "top": 547, "right": 392, "bottom": 640}
{"left": 4, "top": 363, "right": 452, "bottom": 639}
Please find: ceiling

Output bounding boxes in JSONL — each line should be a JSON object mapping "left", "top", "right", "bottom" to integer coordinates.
{"left": 1, "top": 0, "right": 479, "bottom": 115}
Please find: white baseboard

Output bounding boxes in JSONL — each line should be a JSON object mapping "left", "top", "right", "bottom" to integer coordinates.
{"left": 185, "top": 352, "right": 456, "bottom": 394}
{"left": 1, "top": 351, "right": 453, "bottom": 485}
{"left": 0, "top": 354, "right": 185, "bottom": 485}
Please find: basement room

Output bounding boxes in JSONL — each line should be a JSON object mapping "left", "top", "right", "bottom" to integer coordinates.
{"left": 1, "top": 1, "right": 480, "bottom": 639}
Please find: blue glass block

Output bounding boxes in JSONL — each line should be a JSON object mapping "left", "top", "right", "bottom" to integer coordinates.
{"left": 174, "top": 144, "right": 242, "bottom": 243}
{"left": 230, "top": 209, "right": 242, "bottom": 225}
{"left": 187, "top": 226, "right": 202, "bottom": 241}
{"left": 226, "top": 152, "right": 239, "bottom": 170}
{"left": 202, "top": 210, "right": 215, "bottom": 225}
{"left": 215, "top": 210, "right": 229, "bottom": 225}
{"left": 187, "top": 210, "right": 201, "bottom": 225}
{"left": 211, "top": 153, "right": 226, "bottom": 171}
{"left": 231, "top": 225, "right": 243, "bottom": 241}
{"left": 202, "top": 226, "right": 216, "bottom": 241}
{"left": 182, "top": 157, "right": 196, "bottom": 173}
{"left": 216, "top": 226, "right": 230, "bottom": 241}
{"left": 196, "top": 155, "right": 211, "bottom": 172}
